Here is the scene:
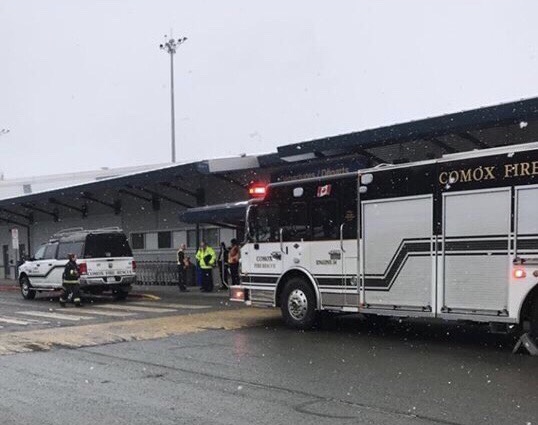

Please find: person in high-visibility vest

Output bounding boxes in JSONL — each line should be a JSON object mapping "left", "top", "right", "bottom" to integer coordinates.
{"left": 195, "top": 241, "right": 216, "bottom": 292}
{"left": 60, "top": 253, "right": 82, "bottom": 307}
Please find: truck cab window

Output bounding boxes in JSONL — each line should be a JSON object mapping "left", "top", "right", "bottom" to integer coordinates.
{"left": 251, "top": 204, "right": 280, "bottom": 243}
{"left": 43, "top": 243, "right": 59, "bottom": 260}
{"left": 34, "top": 245, "right": 46, "bottom": 260}
{"left": 312, "top": 200, "right": 339, "bottom": 240}
{"left": 341, "top": 208, "right": 357, "bottom": 239}
{"left": 281, "top": 202, "right": 310, "bottom": 241}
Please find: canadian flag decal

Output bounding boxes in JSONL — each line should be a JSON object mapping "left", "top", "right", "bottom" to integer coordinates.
{"left": 316, "top": 184, "right": 332, "bottom": 197}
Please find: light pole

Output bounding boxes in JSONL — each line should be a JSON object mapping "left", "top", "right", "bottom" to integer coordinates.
{"left": 160, "top": 36, "right": 187, "bottom": 163}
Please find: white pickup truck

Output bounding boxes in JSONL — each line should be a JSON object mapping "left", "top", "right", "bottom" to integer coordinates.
{"left": 18, "top": 227, "right": 137, "bottom": 300}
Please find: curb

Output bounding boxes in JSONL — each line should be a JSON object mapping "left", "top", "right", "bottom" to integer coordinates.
{"left": 0, "top": 285, "right": 18, "bottom": 292}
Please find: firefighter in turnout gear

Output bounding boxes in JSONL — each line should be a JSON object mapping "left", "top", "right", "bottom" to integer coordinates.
{"left": 60, "top": 253, "right": 82, "bottom": 307}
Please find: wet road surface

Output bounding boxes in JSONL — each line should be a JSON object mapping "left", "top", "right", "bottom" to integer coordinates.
{"left": 0, "top": 302, "right": 536, "bottom": 425}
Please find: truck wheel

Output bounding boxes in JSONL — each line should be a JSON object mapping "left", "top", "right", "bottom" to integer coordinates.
{"left": 20, "top": 276, "right": 36, "bottom": 300}
{"left": 113, "top": 288, "right": 130, "bottom": 301}
{"left": 280, "top": 277, "right": 318, "bottom": 330}
{"left": 530, "top": 297, "right": 538, "bottom": 343}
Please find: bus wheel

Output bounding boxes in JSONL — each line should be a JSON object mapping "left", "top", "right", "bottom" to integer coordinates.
{"left": 281, "top": 278, "right": 318, "bottom": 330}
{"left": 20, "top": 276, "right": 36, "bottom": 300}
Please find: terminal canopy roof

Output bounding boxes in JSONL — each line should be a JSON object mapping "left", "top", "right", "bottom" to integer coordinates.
{"left": 276, "top": 97, "right": 538, "bottom": 166}
{"left": 179, "top": 201, "right": 248, "bottom": 228}
{"left": 0, "top": 96, "right": 536, "bottom": 230}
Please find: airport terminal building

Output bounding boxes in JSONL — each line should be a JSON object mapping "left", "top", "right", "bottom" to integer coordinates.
{"left": 0, "top": 97, "right": 537, "bottom": 283}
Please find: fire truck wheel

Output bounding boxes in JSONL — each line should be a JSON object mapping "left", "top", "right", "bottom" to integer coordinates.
{"left": 530, "top": 297, "right": 538, "bottom": 342}
{"left": 281, "top": 277, "right": 318, "bottom": 330}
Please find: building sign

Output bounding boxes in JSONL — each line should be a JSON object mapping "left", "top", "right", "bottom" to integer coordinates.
{"left": 11, "top": 228, "right": 19, "bottom": 250}
{"left": 271, "top": 156, "right": 368, "bottom": 183}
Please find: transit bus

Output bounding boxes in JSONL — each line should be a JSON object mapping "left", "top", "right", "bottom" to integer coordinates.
{"left": 230, "top": 142, "right": 538, "bottom": 341}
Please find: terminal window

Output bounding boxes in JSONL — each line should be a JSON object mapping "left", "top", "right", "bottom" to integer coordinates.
{"left": 158, "top": 231, "right": 172, "bottom": 249}
{"left": 131, "top": 233, "right": 145, "bottom": 250}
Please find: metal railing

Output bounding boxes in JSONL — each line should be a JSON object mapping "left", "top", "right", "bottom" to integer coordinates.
{"left": 135, "top": 261, "right": 197, "bottom": 286}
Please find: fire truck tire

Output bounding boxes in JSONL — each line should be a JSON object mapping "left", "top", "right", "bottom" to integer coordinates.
{"left": 530, "top": 297, "right": 538, "bottom": 342}
{"left": 280, "top": 277, "right": 318, "bottom": 330}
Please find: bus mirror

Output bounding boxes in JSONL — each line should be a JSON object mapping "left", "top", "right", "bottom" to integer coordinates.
{"left": 293, "top": 187, "right": 304, "bottom": 197}
{"left": 361, "top": 174, "right": 373, "bottom": 185}
{"left": 359, "top": 186, "right": 368, "bottom": 194}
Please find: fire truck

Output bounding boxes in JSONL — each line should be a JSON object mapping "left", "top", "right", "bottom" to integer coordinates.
{"left": 231, "top": 142, "right": 538, "bottom": 342}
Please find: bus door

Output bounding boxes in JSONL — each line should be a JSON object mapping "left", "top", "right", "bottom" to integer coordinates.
{"left": 440, "top": 188, "right": 511, "bottom": 317}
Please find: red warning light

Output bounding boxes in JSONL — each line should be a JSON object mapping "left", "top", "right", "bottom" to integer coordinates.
{"left": 248, "top": 184, "right": 267, "bottom": 199}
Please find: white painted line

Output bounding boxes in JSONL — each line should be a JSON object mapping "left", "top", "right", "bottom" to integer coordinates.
{"left": 0, "top": 316, "right": 32, "bottom": 325}
{"left": 132, "top": 302, "right": 211, "bottom": 310}
{"left": 62, "top": 308, "right": 137, "bottom": 317}
{"left": 0, "top": 315, "right": 50, "bottom": 325}
{"left": 93, "top": 304, "right": 177, "bottom": 313}
{"left": 17, "top": 311, "right": 94, "bottom": 321}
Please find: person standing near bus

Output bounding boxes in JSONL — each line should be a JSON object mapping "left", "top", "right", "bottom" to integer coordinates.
{"left": 176, "top": 243, "right": 188, "bottom": 292}
{"left": 228, "top": 238, "right": 240, "bottom": 286}
{"left": 217, "top": 242, "right": 229, "bottom": 290}
{"left": 195, "top": 241, "right": 216, "bottom": 292}
{"left": 59, "top": 253, "right": 81, "bottom": 307}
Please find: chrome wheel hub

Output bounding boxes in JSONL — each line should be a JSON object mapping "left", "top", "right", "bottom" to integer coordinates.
{"left": 288, "top": 289, "right": 308, "bottom": 320}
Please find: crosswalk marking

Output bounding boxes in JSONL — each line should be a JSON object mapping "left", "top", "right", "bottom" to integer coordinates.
{"left": 92, "top": 304, "right": 177, "bottom": 313}
{"left": 17, "top": 311, "right": 94, "bottom": 321}
{"left": 61, "top": 308, "right": 137, "bottom": 317}
{"left": 0, "top": 316, "right": 33, "bottom": 325}
{"left": 0, "top": 315, "right": 51, "bottom": 325}
{"left": 132, "top": 302, "right": 211, "bottom": 310}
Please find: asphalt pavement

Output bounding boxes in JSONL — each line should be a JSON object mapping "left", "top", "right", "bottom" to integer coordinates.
{"left": 0, "top": 280, "right": 536, "bottom": 425}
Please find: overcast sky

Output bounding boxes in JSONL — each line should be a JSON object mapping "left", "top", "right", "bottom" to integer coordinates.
{"left": 1, "top": 0, "right": 537, "bottom": 179}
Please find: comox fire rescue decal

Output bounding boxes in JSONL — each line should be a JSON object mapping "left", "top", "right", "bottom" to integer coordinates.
{"left": 253, "top": 256, "right": 277, "bottom": 270}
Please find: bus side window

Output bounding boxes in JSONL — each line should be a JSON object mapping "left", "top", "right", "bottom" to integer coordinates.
{"left": 281, "top": 202, "right": 310, "bottom": 241}
{"left": 312, "top": 200, "right": 339, "bottom": 240}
